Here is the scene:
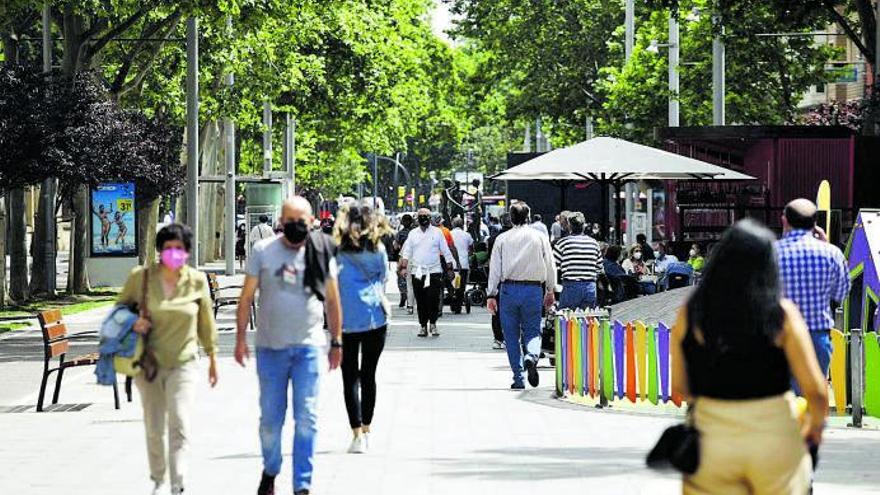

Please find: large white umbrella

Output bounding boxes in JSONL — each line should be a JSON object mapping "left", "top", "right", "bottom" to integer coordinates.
{"left": 488, "top": 136, "right": 754, "bottom": 238}
{"left": 490, "top": 136, "right": 754, "bottom": 182}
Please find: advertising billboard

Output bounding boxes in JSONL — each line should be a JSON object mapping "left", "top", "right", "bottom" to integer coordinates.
{"left": 90, "top": 182, "right": 137, "bottom": 257}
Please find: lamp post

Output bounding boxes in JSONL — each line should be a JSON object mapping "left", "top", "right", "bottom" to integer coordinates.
{"left": 185, "top": 17, "right": 199, "bottom": 266}
{"left": 712, "top": 4, "right": 725, "bottom": 125}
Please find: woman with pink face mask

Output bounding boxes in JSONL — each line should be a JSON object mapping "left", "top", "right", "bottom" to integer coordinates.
{"left": 118, "top": 223, "right": 218, "bottom": 495}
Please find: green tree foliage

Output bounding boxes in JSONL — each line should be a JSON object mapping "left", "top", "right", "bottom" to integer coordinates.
{"left": 452, "top": 0, "right": 841, "bottom": 145}
{"left": 597, "top": 0, "right": 837, "bottom": 143}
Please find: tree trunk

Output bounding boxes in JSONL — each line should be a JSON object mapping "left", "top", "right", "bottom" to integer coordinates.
{"left": 68, "top": 185, "right": 90, "bottom": 293}
{"left": 0, "top": 192, "right": 7, "bottom": 308}
{"left": 29, "top": 187, "right": 48, "bottom": 296}
{"left": 137, "top": 196, "right": 159, "bottom": 265}
{"left": 9, "top": 188, "right": 30, "bottom": 302}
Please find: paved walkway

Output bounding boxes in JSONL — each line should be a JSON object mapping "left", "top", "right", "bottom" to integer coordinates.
{"left": 2, "top": 275, "right": 880, "bottom": 494}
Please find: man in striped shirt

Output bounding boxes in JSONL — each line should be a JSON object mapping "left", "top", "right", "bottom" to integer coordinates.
{"left": 553, "top": 212, "right": 602, "bottom": 310}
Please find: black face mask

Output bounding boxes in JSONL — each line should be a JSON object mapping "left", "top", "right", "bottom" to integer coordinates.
{"left": 417, "top": 215, "right": 430, "bottom": 227}
{"left": 284, "top": 220, "right": 310, "bottom": 244}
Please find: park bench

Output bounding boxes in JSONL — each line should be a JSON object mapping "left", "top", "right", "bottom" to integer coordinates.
{"left": 206, "top": 273, "right": 255, "bottom": 329}
{"left": 36, "top": 309, "right": 131, "bottom": 412}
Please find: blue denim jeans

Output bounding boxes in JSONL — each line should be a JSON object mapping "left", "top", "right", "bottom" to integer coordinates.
{"left": 792, "top": 330, "right": 831, "bottom": 395}
{"left": 256, "top": 346, "right": 323, "bottom": 492}
{"left": 559, "top": 280, "right": 597, "bottom": 310}
{"left": 499, "top": 283, "right": 544, "bottom": 385}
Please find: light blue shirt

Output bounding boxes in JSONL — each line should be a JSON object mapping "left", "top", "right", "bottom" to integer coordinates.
{"left": 337, "top": 249, "right": 389, "bottom": 333}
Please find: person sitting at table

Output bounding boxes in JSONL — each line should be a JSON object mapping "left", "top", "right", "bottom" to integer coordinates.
{"left": 622, "top": 245, "right": 657, "bottom": 295}
{"left": 688, "top": 243, "right": 706, "bottom": 272}
{"left": 601, "top": 245, "right": 627, "bottom": 303}
{"left": 652, "top": 242, "right": 679, "bottom": 290}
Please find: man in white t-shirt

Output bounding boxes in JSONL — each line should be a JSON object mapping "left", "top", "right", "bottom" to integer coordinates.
{"left": 450, "top": 217, "right": 474, "bottom": 314}
{"left": 398, "top": 208, "right": 454, "bottom": 337}
{"left": 250, "top": 215, "right": 275, "bottom": 250}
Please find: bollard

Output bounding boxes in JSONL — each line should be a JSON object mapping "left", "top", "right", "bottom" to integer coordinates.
{"left": 850, "top": 328, "right": 864, "bottom": 428}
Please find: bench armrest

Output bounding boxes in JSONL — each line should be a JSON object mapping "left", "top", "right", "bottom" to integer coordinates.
{"left": 67, "top": 331, "right": 99, "bottom": 340}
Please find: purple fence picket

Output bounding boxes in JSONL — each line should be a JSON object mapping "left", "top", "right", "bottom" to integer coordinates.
{"left": 658, "top": 322, "right": 670, "bottom": 403}
{"left": 614, "top": 320, "right": 625, "bottom": 399}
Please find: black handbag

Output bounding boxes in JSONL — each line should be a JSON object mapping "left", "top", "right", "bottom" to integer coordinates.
{"left": 646, "top": 404, "right": 700, "bottom": 474}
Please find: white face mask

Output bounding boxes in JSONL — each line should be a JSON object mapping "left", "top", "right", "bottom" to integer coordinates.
{"left": 654, "top": 251, "right": 661, "bottom": 259}
{"left": 689, "top": 249, "right": 697, "bottom": 257}
{"left": 633, "top": 252, "right": 642, "bottom": 260}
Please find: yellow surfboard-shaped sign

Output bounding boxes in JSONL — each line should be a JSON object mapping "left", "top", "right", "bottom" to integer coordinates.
{"left": 817, "top": 180, "right": 831, "bottom": 235}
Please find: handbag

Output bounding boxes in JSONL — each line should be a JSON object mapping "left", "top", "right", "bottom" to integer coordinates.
{"left": 114, "top": 266, "right": 159, "bottom": 381}
{"left": 646, "top": 403, "right": 700, "bottom": 474}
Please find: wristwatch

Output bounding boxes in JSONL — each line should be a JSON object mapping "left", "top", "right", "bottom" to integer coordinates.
{"left": 330, "top": 338, "right": 343, "bottom": 349}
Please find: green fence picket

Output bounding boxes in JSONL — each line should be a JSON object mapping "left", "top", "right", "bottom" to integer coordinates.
{"left": 602, "top": 319, "right": 615, "bottom": 401}
{"left": 865, "top": 332, "right": 880, "bottom": 418}
{"left": 647, "top": 324, "right": 659, "bottom": 405}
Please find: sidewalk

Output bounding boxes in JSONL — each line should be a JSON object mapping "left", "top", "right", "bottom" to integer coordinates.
{"left": 2, "top": 277, "right": 880, "bottom": 493}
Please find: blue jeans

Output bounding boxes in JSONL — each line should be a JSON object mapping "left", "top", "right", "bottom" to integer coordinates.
{"left": 559, "top": 280, "right": 597, "bottom": 310}
{"left": 792, "top": 330, "right": 832, "bottom": 395}
{"left": 499, "top": 283, "right": 544, "bottom": 385}
{"left": 256, "top": 346, "right": 323, "bottom": 492}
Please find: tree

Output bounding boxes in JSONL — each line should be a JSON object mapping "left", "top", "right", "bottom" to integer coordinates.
{"left": 0, "top": 66, "right": 186, "bottom": 285}
{"left": 452, "top": 0, "right": 842, "bottom": 147}
{"left": 596, "top": 0, "right": 837, "bottom": 143}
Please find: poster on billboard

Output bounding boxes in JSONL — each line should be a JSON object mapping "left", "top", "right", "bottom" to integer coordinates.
{"left": 90, "top": 182, "right": 137, "bottom": 257}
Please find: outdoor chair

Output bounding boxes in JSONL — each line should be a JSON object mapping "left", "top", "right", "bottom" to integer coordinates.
{"left": 36, "top": 309, "right": 129, "bottom": 412}
{"left": 206, "top": 273, "right": 255, "bottom": 329}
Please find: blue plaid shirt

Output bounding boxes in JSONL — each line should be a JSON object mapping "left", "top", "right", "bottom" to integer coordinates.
{"left": 776, "top": 230, "right": 850, "bottom": 332}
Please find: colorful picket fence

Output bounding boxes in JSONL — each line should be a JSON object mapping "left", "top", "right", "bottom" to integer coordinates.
{"left": 554, "top": 316, "right": 880, "bottom": 420}
{"left": 554, "top": 315, "right": 683, "bottom": 407}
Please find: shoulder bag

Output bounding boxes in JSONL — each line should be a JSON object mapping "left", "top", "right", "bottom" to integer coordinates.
{"left": 646, "top": 402, "right": 700, "bottom": 474}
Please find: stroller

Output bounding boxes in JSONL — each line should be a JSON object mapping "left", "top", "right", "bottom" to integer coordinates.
{"left": 465, "top": 242, "right": 490, "bottom": 307}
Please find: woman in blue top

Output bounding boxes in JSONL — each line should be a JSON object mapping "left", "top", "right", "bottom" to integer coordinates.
{"left": 333, "top": 204, "right": 392, "bottom": 454}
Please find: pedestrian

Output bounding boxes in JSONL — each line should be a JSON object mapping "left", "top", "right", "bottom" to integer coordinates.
{"left": 671, "top": 219, "right": 827, "bottom": 495}
{"left": 488, "top": 215, "right": 501, "bottom": 237}
{"left": 687, "top": 243, "right": 705, "bottom": 272}
{"left": 333, "top": 205, "right": 391, "bottom": 454}
{"left": 393, "top": 214, "right": 414, "bottom": 308}
{"left": 635, "top": 233, "right": 655, "bottom": 262}
{"left": 119, "top": 224, "right": 219, "bottom": 495}
{"left": 398, "top": 208, "right": 455, "bottom": 337}
{"left": 236, "top": 223, "right": 247, "bottom": 268}
{"left": 250, "top": 214, "right": 275, "bottom": 250}
{"left": 553, "top": 212, "right": 602, "bottom": 310}
{"left": 530, "top": 213, "right": 549, "bottom": 236}
{"left": 487, "top": 213, "right": 513, "bottom": 349}
{"left": 234, "top": 197, "right": 343, "bottom": 495}
{"left": 776, "top": 198, "right": 850, "bottom": 388}
{"left": 487, "top": 202, "right": 556, "bottom": 389}
{"left": 431, "top": 211, "right": 460, "bottom": 317}
{"left": 450, "top": 217, "right": 474, "bottom": 314}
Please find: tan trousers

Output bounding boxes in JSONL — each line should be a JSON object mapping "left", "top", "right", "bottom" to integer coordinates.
{"left": 135, "top": 359, "right": 198, "bottom": 488}
{"left": 684, "top": 392, "right": 811, "bottom": 495}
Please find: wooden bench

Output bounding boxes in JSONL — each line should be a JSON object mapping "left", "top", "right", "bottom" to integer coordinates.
{"left": 36, "top": 309, "right": 130, "bottom": 412}
{"left": 206, "top": 273, "right": 255, "bottom": 330}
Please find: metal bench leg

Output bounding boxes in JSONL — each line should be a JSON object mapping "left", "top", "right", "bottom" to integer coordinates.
{"left": 37, "top": 368, "right": 51, "bottom": 412}
{"left": 52, "top": 367, "right": 65, "bottom": 405}
{"left": 112, "top": 381, "right": 120, "bottom": 410}
{"left": 125, "top": 376, "right": 133, "bottom": 402}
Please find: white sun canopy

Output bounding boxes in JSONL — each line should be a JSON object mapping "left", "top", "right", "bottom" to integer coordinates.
{"left": 491, "top": 136, "right": 754, "bottom": 182}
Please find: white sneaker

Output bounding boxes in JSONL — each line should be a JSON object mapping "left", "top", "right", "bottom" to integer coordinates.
{"left": 348, "top": 434, "right": 368, "bottom": 454}
{"left": 429, "top": 323, "right": 439, "bottom": 337}
{"left": 363, "top": 432, "right": 371, "bottom": 450}
{"left": 171, "top": 486, "right": 184, "bottom": 495}
{"left": 150, "top": 482, "right": 164, "bottom": 495}
{"left": 492, "top": 340, "right": 504, "bottom": 350}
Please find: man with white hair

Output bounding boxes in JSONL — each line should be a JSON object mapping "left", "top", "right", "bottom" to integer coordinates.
{"left": 235, "top": 197, "right": 343, "bottom": 495}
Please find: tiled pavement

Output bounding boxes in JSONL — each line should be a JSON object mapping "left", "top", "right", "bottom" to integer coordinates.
{"left": 2, "top": 271, "right": 880, "bottom": 494}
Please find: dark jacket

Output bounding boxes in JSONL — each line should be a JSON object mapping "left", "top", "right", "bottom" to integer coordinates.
{"left": 304, "top": 231, "right": 337, "bottom": 302}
